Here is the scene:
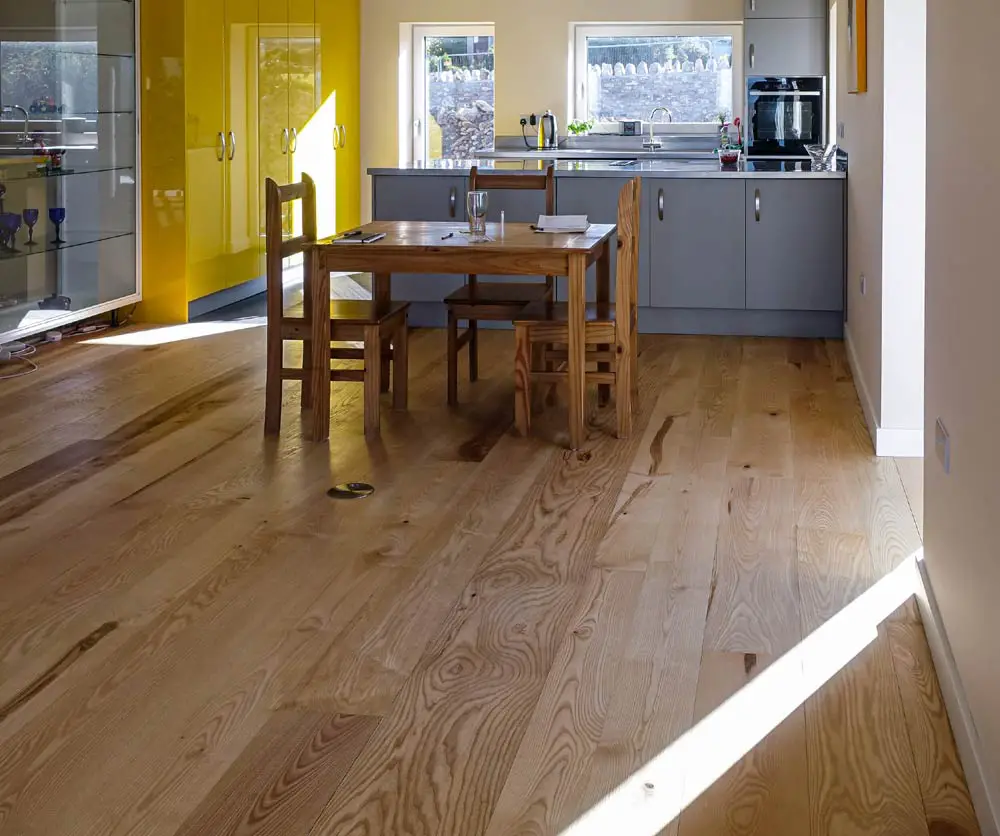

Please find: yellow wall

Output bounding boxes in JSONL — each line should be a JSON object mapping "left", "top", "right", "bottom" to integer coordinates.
{"left": 360, "top": 0, "right": 742, "bottom": 217}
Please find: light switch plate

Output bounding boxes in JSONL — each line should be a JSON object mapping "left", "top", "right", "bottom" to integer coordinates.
{"left": 935, "top": 418, "right": 951, "bottom": 474}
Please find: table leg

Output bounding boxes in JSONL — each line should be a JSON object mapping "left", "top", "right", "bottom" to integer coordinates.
{"left": 568, "top": 253, "right": 587, "bottom": 450}
{"left": 309, "top": 250, "right": 331, "bottom": 442}
{"left": 374, "top": 272, "right": 392, "bottom": 393}
{"left": 596, "top": 239, "right": 612, "bottom": 407}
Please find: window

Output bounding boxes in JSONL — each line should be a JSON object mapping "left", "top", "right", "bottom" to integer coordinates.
{"left": 574, "top": 24, "right": 743, "bottom": 132}
{"left": 412, "top": 25, "right": 495, "bottom": 163}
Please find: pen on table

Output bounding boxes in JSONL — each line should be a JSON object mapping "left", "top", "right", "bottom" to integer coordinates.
{"left": 500, "top": 210, "right": 505, "bottom": 237}
{"left": 441, "top": 232, "right": 455, "bottom": 240}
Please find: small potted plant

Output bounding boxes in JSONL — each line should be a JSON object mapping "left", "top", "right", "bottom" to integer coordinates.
{"left": 717, "top": 114, "right": 743, "bottom": 166}
{"left": 567, "top": 119, "right": 594, "bottom": 136}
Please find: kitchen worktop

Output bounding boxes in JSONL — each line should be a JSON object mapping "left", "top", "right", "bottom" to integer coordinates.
{"left": 368, "top": 158, "right": 846, "bottom": 179}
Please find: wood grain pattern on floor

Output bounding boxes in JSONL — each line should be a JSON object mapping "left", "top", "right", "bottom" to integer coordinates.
{"left": 0, "top": 328, "right": 977, "bottom": 836}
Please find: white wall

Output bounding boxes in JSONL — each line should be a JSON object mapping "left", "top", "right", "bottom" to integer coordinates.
{"left": 925, "top": 0, "right": 1000, "bottom": 818}
{"left": 836, "top": 0, "right": 925, "bottom": 456}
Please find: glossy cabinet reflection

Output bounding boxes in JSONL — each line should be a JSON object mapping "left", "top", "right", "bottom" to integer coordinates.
{"left": 140, "top": 0, "right": 359, "bottom": 318}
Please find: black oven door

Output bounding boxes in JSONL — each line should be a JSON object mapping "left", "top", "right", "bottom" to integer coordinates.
{"left": 747, "top": 77, "right": 826, "bottom": 158}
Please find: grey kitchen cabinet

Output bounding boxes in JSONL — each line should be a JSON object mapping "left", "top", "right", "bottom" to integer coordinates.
{"left": 372, "top": 175, "right": 466, "bottom": 301}
{"left": 474, "top": 188, "right": 549, "bottom": 287}
{"left": 746, "top": 18, "right": 827, "bottom": 76}
{"left": 555, "top": 176, "right": 649, "bottom": 306}
{"left": 648, "top": 179, "right": 746, "bottom": 310}
{"left": 746, "top": 179, "right": 844, "bottom": 311}
{"left": 745, "top": 0, "right": 826, "bottom": 18}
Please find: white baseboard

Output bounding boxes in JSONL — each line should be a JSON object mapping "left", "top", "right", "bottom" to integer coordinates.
{"left": 845, "top": 328, "right": 925, "bottom": 458}
{"left": 915, "top": 558, "right": 1000, "bottom": 836}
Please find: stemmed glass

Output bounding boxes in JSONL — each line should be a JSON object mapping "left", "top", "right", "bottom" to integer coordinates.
{"left": 0, "top": 183, "right": 6, "bottom": 215}
{"left": 49, "top": 207, "right": 66, "bottom": 245}
{"left": 467, "top": 190, "right": 488, "bottom": 241}
{"left": 1, "top": 213, "right": 22, "bottom": 253}
{"left": 22, "top": 209, "right": 39, "bottom": 246}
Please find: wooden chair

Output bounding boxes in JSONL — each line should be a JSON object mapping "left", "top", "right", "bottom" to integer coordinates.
{"left": 444, "top": 165, "right": 556, "bottom": 405}
{"left": 513, "top": 177, "right": 641, "bottom": 441}
{"left": 264, "top": 174, "right": 410, "bottom": 439}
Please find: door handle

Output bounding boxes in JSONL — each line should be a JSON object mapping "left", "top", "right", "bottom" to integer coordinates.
{"left": 449, "top": 187, "right": 457, "bottom": 218}
{"left": 339, "top": 125, "right": 347, "bottom": 149}
{"left": 750, "top": 0, "right": 756, "bottom": 10}
{"left": 749, "top": 43, "right": 755, "bottom": 69}
{"left": 216, "top": 131, "right": 225, "bottom": 162}
{"left": 754, "top": 188, "right": 761, "bottom": 222}
{"left": 289, "top": 127, "right": 298, "bottom": 153}
{"left": 281, "top": 127, "right": 289, "bottom": 155}
{"left": 227, "top": 130, "right": 236, "bottom": 161}
{"left": 333, "top": 125, "right": 341, "bottom": 150}
{"left": 657, "top": 189, "right": 664, "bottom": 221}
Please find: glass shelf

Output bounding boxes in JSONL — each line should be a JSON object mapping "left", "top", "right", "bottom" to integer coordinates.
{"left": 0, "top": 164, "right": 134, "bottom": 184}
{"left": 0, "top": 230, "right": 132, "bottom": 262}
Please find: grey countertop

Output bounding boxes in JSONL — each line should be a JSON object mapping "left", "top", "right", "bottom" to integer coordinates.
{"left": 368, "top": 158, "right": 847, "bottom": 180}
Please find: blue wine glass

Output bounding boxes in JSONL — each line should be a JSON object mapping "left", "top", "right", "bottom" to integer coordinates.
{"left": 49, "top": 207, "right": 66, "bottom": 245}
{"left": 0, "top": 213, "right": 18, "bottom": 253}
{"left": 22, "top": 209, "right": 39, "bottom": 246}
{"left": 7, "top": 213, "right": 22, "bottom": 252}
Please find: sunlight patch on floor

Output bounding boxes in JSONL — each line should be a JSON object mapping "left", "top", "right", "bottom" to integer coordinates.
{"left": 84, "top": 319, "right": 266, "bottom": 347}
{"left": 561, "top": 550, "right": 924, "bottom": 836}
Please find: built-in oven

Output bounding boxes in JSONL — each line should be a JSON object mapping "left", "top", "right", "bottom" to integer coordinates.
{"left": 746, "top": 76, "right": 827, "bottom": 159}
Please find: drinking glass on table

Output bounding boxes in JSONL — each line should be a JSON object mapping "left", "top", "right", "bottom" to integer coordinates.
{"left": 467, "top": 190, "right": 488, "bottom": 241}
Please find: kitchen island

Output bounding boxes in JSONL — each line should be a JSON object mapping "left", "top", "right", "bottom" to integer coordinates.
{"left": 367, "top": 158, "right": 846, "bottom": 338}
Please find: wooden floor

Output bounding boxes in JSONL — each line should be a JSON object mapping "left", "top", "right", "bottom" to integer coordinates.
{"left": 0, "top": 326, "right": 980, "bottom": 836}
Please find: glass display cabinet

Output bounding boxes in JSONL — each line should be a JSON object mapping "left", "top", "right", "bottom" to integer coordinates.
{"left": 0, "top": 0, "right": 138, "bottom": 343}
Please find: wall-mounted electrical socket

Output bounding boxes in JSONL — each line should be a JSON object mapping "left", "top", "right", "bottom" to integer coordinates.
{"left": 860, "top": 274, "right": 867, "bottom": 296}
{"left": 519, "top": 113, "right": 538, "bottom": 128}
{"left": 935, "top": 418, "right": 951, "bottom": 474}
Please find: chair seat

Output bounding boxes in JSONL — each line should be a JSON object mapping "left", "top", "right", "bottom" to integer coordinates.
{"left": 515, "top": 299, "right": 618, "bottom": 325}
{"left": 444, "top": 281, "right": 552, "bottom": 307}
{"left": 329, "top": 299, "right": 409, "bottom": 326}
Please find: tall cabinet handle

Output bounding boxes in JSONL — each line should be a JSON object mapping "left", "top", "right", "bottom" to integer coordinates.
{"left": 216, "top": 131, "right": 226, "bottom": 162}
{"left": 339, "top": 125, "right": 347, "bottom": 149}
{"left": 749, "top": 43, "right": 755, "bottom": 69}
{"left": 657, "top": 189, "right": 664, "bottom": 221}
{"left": 754, "top": 188, "right": 761, "bottom": 222}
{"left": 449, "top": 187, "right": 457, "bottom": 218}
{"left": 750, "top": 0, "right": 756, "bottom": 11}
{"left": 333, "top": 125, "right": 341, "bottom": 150}
{"left": 289, "top": 127, "right": 298, "bottom": 153}
{"left": 227, "top": 130, "right": 236, "bottom": 161}
{"left": 281, "top": 127, "right": 289, "bottom": 155}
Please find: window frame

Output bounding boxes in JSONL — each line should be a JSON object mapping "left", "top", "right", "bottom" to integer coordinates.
{"left": 411, "top": 23, "right": 496, "bottom": 163}
{"left": 573, "top": 22, "right": 744, "bottom": 135}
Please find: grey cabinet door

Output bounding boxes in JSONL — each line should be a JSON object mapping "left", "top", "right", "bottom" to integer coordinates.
{"left": 371, "top": 175, "right": 466, "bottom": 301}
{"left": 648, "top": 179, "right": 746, "bottom": 310}
{"left": 475, "top": 189, "right": 549, "bottom": 286}
{"left": 555, "top": 177, "right": 650, "bottom": 306}
{"left": 746, "top": 18, "right": 827, "bottom": 76}
{"left": 746, "top": 179, "right": 844, "bottom": 311}
{"left": 745, "top": 0, "right": 826, "bottom": 18}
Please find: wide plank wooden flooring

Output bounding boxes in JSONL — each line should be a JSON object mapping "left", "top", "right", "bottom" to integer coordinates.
{"left": 0, "top": 327, "right": 980, "bottom": 836}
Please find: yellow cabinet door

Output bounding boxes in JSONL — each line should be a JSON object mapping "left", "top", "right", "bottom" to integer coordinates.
{"left": 258, "top": 0, "right": 291, "bottom": 272}
{"left": 184, "top": 0, "right": 228, "bottom": 302}
{"left": 287, "top": 0, "right": 320, "bottom": 239}
{"left": 223, "top": 0, "right": 260, "bottom": 287}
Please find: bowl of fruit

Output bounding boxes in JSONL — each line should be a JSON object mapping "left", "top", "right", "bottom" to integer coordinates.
{"left": 718, "top": 147, "right": 742, "bottom": 166}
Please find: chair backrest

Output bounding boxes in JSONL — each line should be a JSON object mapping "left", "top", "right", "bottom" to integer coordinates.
{"left": 264, "top": 174, "right": 317, "bottom": 305}
{"left": 616, "top": 177, "right": 642, "bottom": 336}
{"left": 469, "top": 165, "right": 555, "bottom": 214}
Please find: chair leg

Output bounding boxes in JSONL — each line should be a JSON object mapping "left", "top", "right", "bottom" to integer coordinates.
{"left": 393, "top": 320, "right": 409, "bottom": 411}
{"left": 447, "top": 307, "right": 459, "bottom": 406}
{"left": 300, "top": 339, "right": 313, "bottom": 410}
{"left": 364, "top": 324, "right": 381, "bottom": 439}
{"left": 616, "top": 340, "right": 633, "bottom": 440}
{"left": 514, "top": 324, "right": 532, "bottom": 437}
{"left": 264, "top": 330, "right": 283, "bottom": 437}
{"left": 468, "top": 319, "right": 479, "bottom": 382}
{"left": 530, "top": 342, "right": 546, "bottom": 415}
{"left": 380, "top": 336, "right": 391, "bottom": 394}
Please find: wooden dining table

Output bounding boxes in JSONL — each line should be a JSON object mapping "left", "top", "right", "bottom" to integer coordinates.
{"left": 306, "top": 220, "right": 617, "bottom": 447}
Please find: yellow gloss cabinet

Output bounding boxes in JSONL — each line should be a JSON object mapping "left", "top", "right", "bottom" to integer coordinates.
{"left": 139, "top": 0, "right": 360, "bottom": 322}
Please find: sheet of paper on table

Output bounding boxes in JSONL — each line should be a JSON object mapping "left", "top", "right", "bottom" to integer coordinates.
{"left": 535, "top": 214, "right": 590, "bottom": 234}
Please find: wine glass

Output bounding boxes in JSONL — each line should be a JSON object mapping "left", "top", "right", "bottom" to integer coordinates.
{"left": 22, "top": 209, "right": 39, "bottom": 246}
{"left": 466, "top": 190, "right": 488, "bottom": 241}
{"left": 49, "top": 207, "right": 66, "bottom": 245}
{"left": 1, "top": 213, "right": 21, "bottom": 253}
{"left": 0, "top": 183, "right": 6, "bottom": 215}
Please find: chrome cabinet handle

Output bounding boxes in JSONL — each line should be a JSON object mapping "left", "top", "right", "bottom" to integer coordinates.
{"left": 449, "top": 187, "right": 457, "bottom": 218}
{"left": 658, "top": 189, "right": 664, "bottom": 221}
{"left": 289, "top": 127, "right": 298, "bottom": 153}
{"left": 755, "top": 188, "right": 761, "bottom": 222}
{"left": 750, "top": 0, "right": 756, "bottom": 10}
{"left": 227, "top": 130, "right": 236, "bottom": 161}
{"left": 339, "top": 125, "right": 347, "bottom": 149}
{"left": 749, "top": 43, "right": 755, "bottom": 69}
{"left": 281, "top": 127, "right": 289, "bottom": 154}
{"left": 216, "top": 131, "right": 225, "bottom": 162}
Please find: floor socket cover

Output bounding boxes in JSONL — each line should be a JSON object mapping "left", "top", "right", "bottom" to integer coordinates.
{"left": 328, "top": 482, "right": 375, "bottom": 499}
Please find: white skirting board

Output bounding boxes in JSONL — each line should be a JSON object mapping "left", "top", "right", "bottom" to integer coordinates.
{"left": 845, "top": 328, "right": 925, "bottom": 457}
{"left": 916, "top": 557, "right": 1000, "bottom": 836}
